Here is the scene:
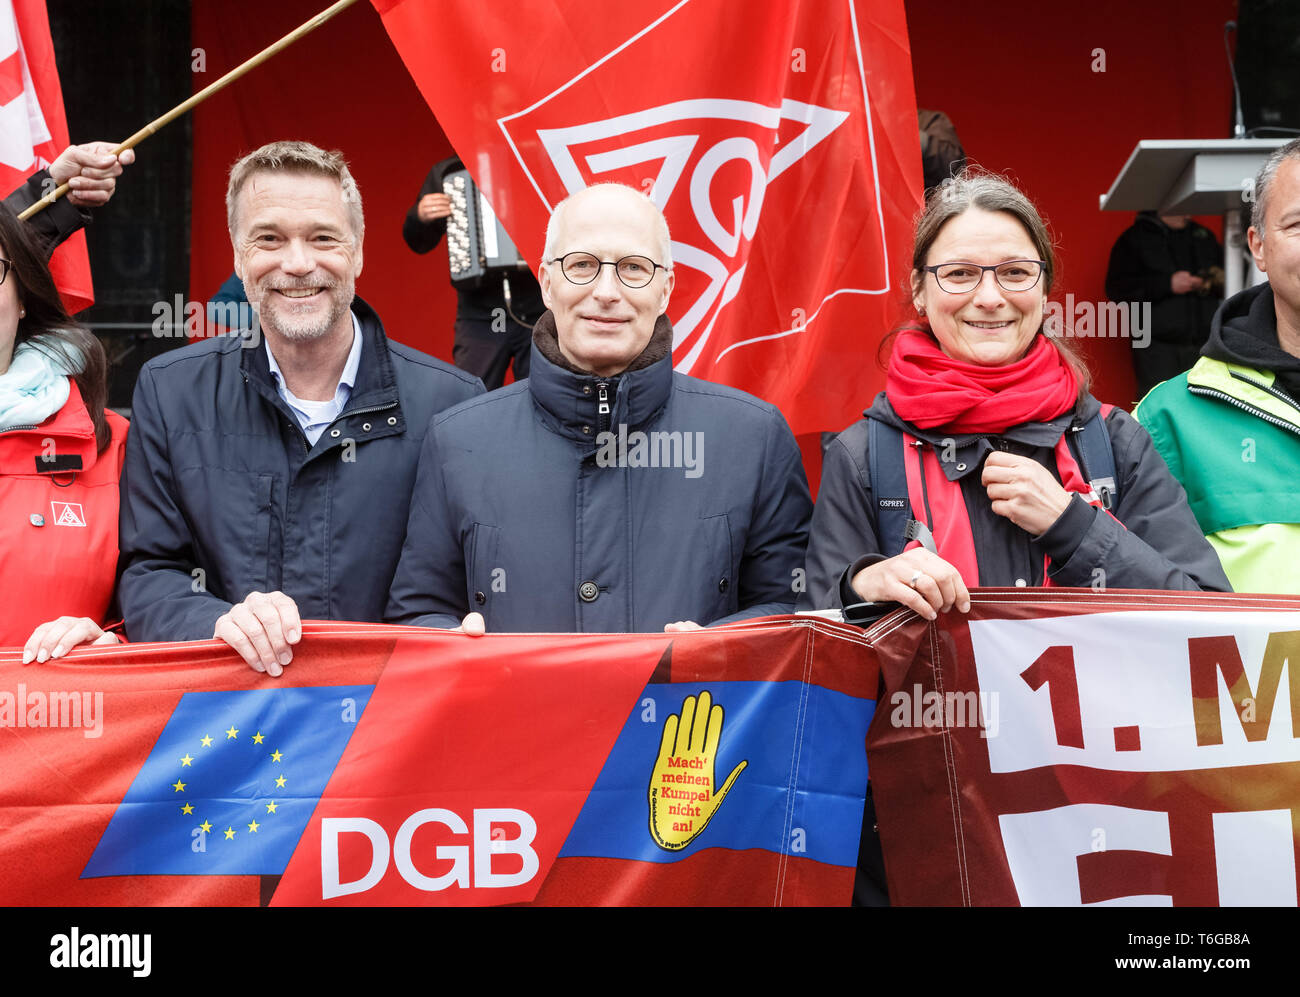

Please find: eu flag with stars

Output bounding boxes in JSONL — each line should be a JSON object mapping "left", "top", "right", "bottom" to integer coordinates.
{"left": 82, "top": 686, "right": 372, "bottom": 878}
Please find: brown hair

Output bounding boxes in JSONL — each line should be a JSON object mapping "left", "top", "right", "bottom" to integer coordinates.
{"left": 0, "top": 203, "right": 111, "bottom": 452}
{"left": 885, "top": 167, "right": 1090, "bottom": 391}
{"left": 226, "top": 140, "right": 364, "bottom": 244}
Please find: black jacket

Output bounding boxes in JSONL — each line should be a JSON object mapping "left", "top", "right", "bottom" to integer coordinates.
{"left": 2, "top": 168, "right": 92, "bottom": 255}
{"left": 1105, "top": 212, "right": 1222, "bottom": 346}
{"left": 119, "top": 299, "right": 484, "bottom": 640}
{"left": 801, "top": 391, "right": 1232, "bottom": 610}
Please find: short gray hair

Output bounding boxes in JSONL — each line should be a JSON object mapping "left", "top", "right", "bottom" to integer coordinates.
{"left": 544, "top": 183, "right": 672, "bottom": 269}
{"left": 1251, "top": 137, "right": 1300, "bottom": 232}
{"left": 227, "top": 140, "right": 364, "bottom": 243}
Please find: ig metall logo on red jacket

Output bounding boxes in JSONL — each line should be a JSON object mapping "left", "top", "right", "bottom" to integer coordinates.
{"left": 51, "top": 501, "right": 87, "bottom": 527}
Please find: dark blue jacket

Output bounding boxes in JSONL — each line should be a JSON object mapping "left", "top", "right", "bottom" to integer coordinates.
{"left": 386, "top": 315, "right": 812, "bottom": 632}
{"left": 119, "top": 299, "right": 483, "bottom": 641}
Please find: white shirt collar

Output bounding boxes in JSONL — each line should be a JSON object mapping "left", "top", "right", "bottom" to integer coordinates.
{"left": 265, "top": 311, "right": 363, "bottom": 394}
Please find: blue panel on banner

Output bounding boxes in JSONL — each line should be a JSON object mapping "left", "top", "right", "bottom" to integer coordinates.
{"left": 559, "top": 680, "right": 873, "bottom": 866}
{"left": 83, "top": 686, "right": 372, "bottom": 878}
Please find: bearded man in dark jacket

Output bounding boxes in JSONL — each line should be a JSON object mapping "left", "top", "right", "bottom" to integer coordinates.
{"left": 119, "top": 141, "right": 483, "bottom": 672}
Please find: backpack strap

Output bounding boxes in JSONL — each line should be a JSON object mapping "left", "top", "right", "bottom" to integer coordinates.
{"left": 1067, "top": 404, "right": 1119, "bottom": 511}
{"left": 869, "top": 417, "right": 936, "bottom": 558}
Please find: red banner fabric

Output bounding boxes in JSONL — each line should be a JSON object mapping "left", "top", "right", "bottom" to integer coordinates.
{"left": 0, "top": 617, "right": 875, "bottom": 906}
{"left": 0, "top": 0, "right": 93, "bottom": 312}
{"left": 865, "top": 588, "right": 1300, "bottom": 907}
{"left": 371, "top": 0, "right": 923, "bottom": 436}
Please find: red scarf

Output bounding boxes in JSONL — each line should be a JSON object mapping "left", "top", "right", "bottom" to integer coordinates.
{"left": 886, "top": 328, "right": 1078, "bottom": 433}
{"left": 884, "top": 328, "right": 1117, "bottom": 585}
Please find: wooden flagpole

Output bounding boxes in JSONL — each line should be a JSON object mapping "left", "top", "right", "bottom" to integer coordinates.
{"left": 18, "top": 0, "right": 361, "bottom": 221}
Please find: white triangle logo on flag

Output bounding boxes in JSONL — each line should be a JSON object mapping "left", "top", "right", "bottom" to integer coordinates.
{"left": 51, "top": 501, "right": 86, "bottom": 527}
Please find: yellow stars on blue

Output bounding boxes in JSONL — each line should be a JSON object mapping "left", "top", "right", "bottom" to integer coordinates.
{"left": 184, "top": 719, "right": 285, "bottom": 849}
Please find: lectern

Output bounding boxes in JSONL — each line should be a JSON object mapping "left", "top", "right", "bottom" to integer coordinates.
{"left": 1100, "top": 138, "right": 1287, "bottom": 298}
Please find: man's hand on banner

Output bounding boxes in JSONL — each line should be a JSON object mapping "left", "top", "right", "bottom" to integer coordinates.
{"left": 48, "top": 143, "right": 136, "bottom": 208}
{"left": 213, "top": 590, "right": 302, "bottom": 676}
{"left": 664, "top": 620, "right": 703, "bottom": 632}
{"left": 457, "top": 612, "right": 486, "bottom": 636}
{"left": 648, "top": 690, "right": 747, "bottom": 851}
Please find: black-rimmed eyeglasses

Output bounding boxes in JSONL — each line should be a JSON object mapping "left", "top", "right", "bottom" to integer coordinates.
{"left": 0, "top": 259, "right": 10, "bottom": 287}
{"left": 546, "top": 252, "right": 669, "bottom": 289}
{"left": 922, "top": 260, "right": 1046, "bottom": 294}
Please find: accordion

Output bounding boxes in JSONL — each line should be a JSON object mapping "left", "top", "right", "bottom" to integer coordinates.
{"left": 442, "top": 168, "right": 528, "bottom": 289}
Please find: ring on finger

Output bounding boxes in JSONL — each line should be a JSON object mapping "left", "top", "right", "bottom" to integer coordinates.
{"left": 908, "top": 571, "right": 922, "bottom": 588}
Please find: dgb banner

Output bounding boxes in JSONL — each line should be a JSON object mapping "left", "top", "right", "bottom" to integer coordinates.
{"left": 0, "top": 617, "right": 875, "bottom": 906}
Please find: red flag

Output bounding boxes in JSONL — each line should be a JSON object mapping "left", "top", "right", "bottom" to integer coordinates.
{"left": 373, "top": 0, "right": 922, "bottom": 435}
{"left": 0, "top": 0, "right": 92, "bottom": 312}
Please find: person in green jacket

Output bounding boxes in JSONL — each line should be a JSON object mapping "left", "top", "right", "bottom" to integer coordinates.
{"left": 1135, "top": 138, "right": 1300, "bottom": 594}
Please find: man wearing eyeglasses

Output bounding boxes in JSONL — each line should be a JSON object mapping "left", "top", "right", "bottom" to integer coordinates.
{"left": 387, "top": 183, "right": 812, "bottom": 633}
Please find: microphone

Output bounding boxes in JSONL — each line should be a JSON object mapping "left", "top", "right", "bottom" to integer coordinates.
{"left": 1225, "top": 20, "right": 1246, "bottom": 139}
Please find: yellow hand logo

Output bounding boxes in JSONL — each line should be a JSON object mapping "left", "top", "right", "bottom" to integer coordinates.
{"left": 648, "top": 691, "right": 747, "bottom": 851}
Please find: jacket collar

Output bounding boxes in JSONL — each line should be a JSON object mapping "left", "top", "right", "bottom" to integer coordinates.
{"left": 241, "top": 295, "right": 400, "bottom": 411}
{"left": 0, "top": 379, "right": 98, "bottom": 475}
{"left": 864, "top": 389, "right": 1099, "bottom": 483}
{"left": 1187, "top": 356, "right": 1300, "bottom": 428}
{"left": 240, "top": 296, "right": 406, "bottom": 456}
{"left": 528, "top": 311, "right": 675, "bottom": 443}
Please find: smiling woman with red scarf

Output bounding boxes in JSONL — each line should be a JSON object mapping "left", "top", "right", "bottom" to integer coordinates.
{"left": 802, "top": 171, "right": 1231, "bottom": 622}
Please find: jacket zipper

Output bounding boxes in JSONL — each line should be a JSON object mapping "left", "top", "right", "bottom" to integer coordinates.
{"left": 596, "top": 382, "right": 611, "bottom": 435}
{"left": 914, "top": 440, "right": 937, "bottom": 532}
{"left": 1228, "top": 369, "right": 1300, "bottom": 414}
{"left": 1187, "top": 385, "right": 1300, "bottom": 439}
{"left": 304, "top": 399, "right": 400, "bottom": 455}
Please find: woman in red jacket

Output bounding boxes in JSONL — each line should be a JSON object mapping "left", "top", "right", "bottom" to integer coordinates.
{"left": 0, "top": 203, "right": 128, "bottom": 659}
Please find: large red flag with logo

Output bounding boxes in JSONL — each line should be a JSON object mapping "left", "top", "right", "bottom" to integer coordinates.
{"left": 372, "top": 0, "right": 922, "bottom": 436}
{"left": 0, "top": 0, "right": 92, "bottom": 312}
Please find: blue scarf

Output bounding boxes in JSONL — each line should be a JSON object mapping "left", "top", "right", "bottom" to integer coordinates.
{"left": 0, "top": 341, "right": 76, "bottom": 431}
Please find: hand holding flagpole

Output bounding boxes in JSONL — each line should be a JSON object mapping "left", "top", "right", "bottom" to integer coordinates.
{"left": 18, "top": 0, "right": 361, "bottom": 221}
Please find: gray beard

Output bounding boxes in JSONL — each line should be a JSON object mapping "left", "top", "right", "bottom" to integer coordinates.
{"left": 249, "top": 283, "right": 354, "bottom": 342}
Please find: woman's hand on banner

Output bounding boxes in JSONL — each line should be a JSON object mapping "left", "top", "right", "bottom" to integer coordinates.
{"left": 21, "top": 617, "right": 120, "bottom": 663}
